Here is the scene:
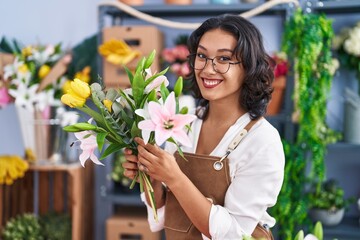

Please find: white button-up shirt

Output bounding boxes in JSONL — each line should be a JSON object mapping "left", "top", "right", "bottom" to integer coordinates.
{"left": 141, "top": 113, "right": 285, "bottom": 239}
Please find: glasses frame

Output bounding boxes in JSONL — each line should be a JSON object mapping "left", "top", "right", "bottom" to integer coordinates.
{"left": 188, "top": 53, "right": 242, "bottom": 74}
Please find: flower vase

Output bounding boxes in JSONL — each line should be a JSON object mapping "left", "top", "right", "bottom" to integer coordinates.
{"left": 343, "top": 88, "right": 360, "bottom": 144}
{"left": 16, "top": 105, "right": 62, "bottom": 164}
{"left": 267, "top": 75, "right": 286, "bottom": 115}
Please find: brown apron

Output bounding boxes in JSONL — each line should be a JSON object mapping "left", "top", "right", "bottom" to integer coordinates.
{"left": 164, "top": 120, "right": 274, "bottom": 240}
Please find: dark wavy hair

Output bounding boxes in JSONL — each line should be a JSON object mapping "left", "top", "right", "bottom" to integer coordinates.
{"left": 187, "top": 14, "right": 274, "bottom": 120}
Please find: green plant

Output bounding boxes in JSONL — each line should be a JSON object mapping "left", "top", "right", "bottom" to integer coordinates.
{"left": 39, "top": 212, "right": 72, "bottom": 240}
{"left": 308, "top": 179, "right": 355, "bottom": 211}
{"left": 271, "top": 9, "right": 340, "bottom": 240}
{"left": 2, "top": 213, "right": 44, "bottom": 240}
{"left": 111, "top": 151, "right": 131, "bottom": 187}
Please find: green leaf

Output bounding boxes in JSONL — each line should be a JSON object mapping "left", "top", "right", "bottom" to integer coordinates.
{"left": 96, "top": 132, "right": 108, "bottom": 152}
{"left": 160, "top": 82, "right": 169, "bottom": 100}
{"left": 131, "top": 122, "right": 141, "bottom": 139}
{"left": 124, "top": 66, "right": 134, "bottom": 85}
{"left": 294, "top": 230, "right": 304, "bottom": 240}
{"left": 63, "top": 125, "right": 83, "bottom": 132}
{"left": 144, "top": 50, "right": 156, "bottom": 69}
{"left": 63, "top": 123, "right": 96, "bottom": 132}
{"left": 119, "top": 89, "right": 136, "bottom": 111}
{"left": 313, "top": 221, "right": 323, "bottom": 240}
{"left": 174, "top": 76, "right": 183, "bottom": 97}
{"left": 144, "top": 67, "right": 169, "bottom": 87}
{"left": 147, "top": 89, "right": 157, "bottom": 102}
{"left": 100, "top": 143, "right": 126, "bottom": 160}
{"left": 179, "top": 106, "right": 188, "bottom": 114}
{"left": 135, "top": 57, "right": 146, "bottom": 74}
{"left": 121, "top": 109, "right": 134, "bottom": 128}
{"left": 132, "top": 70, "right": 145, "bottom": 108}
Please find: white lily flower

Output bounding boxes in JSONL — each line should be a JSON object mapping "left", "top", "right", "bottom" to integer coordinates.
{"left": 9, "top": 83, "right": 39, "bottom": 112}
{"left": 3, "top": 58, "right": 25, "bottom": 80}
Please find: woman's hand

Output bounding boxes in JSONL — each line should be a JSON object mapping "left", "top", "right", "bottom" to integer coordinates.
{"left": 135, "top": 137, "right": 184, "bottom": 187}
{"left": 122, "top": 148, "right": 139, "bottom": 181}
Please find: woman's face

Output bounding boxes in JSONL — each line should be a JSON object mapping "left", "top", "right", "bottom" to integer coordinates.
{"left": 195, "top": 28, "right": 245, "bottom": 104}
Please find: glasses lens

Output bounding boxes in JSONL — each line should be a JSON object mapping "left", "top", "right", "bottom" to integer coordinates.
{"left": 189, "top": 54, "right": 231, "bottom": 74}
{"left": 189, "top": 54, "right": 205, "bottom": 70}
{"left": 213, "top": 56, "right": 230, "bottom": 74}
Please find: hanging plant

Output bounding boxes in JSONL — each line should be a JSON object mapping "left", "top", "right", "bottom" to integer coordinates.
{"left": 271, "top": 9, "right": 340, "bottom": 240}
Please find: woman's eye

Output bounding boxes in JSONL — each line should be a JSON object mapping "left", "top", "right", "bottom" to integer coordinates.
{"left": 218, "top": 56, "right": 231, "bottom": 61}
{"left": 217, "top": 56, "right": 231, "bottom": 63}
{"left": 197, "top": 53, "right": 207, "bottom": 59}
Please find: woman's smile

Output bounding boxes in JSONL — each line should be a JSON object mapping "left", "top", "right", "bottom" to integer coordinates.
{"left": 202, "top": 78, "right": 223, "bottom": 88}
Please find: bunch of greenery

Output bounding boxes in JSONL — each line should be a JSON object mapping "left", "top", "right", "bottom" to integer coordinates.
{"left": 308, "top": 179, "right": 355, "bottom": 212}
{"left": 2, "top": 213, "right": 43, "bottom": 240}
{"left": 39, "top": 212, "right": 72, "bottom": 240}
{"left": 271, "top": 9, "right": 340, "bottom": 240}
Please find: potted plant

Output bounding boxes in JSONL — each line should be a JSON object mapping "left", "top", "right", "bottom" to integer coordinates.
{"left": 308, "top": 179, "right": 355, "bottom": 227}
{"left": 2, "top": 213, "right": 44, "bottom": 240}
{"left": 267, "top": 51, "right": 289, "bottom": 115}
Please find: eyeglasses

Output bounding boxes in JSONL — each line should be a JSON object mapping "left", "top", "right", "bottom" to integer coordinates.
{"left": 188, "top": 53, "right": 241, "bottom": 74}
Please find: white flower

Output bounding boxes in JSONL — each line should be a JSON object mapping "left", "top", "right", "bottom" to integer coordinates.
{"left": 28, "top": 45, "right": 60, "bottom": 65}
{"left": 3, "top": 58, "right": 25, "bottom": 80}
{"left": 344, "top": 26, "right": 360, "bottom": 56}
{"left": 9, "top": 83, "right": 39, "bottom": 112}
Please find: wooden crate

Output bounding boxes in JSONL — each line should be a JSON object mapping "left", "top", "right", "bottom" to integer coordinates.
{"left": 0, "top": 163, "right": 94, "bottom": 240}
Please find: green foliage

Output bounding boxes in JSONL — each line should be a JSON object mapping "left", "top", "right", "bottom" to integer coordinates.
{"left": 308, "top": 179, "right": 355, "bottom": 211}
{"left": 39, "top": 212, "right": 72, "bottom": 240}
{"left": 2, "top": 213, "right": 44, "bottom": 240}
{"left": 271, "top": 9, "right": 341, "bottom": 240}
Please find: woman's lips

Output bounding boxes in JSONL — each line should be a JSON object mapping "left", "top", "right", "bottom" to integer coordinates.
{"left": 202, "top": 78, "right": 222, "bottom": 88}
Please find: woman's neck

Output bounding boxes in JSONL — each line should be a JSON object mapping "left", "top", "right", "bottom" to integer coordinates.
{"left": 205, "top": 101, "right": 246, "bottom": 126}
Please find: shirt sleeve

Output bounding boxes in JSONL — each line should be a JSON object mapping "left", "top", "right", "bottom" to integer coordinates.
{"left": 140, "top": 192, "right": 165, "bottom": 232}
{"left": 208, "top": 140, "right": 285, "bottom": 239}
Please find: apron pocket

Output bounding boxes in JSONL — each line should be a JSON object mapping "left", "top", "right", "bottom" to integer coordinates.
{"left": 164, "top": 191, "right": 193, "bottom": 232}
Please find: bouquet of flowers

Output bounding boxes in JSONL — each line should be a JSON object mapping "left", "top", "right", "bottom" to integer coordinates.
{"left": 333, "top": 21, "right": 360, "bottom": 93}
{"left": 61, "top": 50, "right": 196, "bottom": 220}
{"left": 2, "top": 42, "right": 71, "bottom": 112}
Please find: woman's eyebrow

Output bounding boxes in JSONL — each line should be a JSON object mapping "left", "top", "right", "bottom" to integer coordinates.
{"left": 198, "top": 44, "right": 233, "bottom": 54}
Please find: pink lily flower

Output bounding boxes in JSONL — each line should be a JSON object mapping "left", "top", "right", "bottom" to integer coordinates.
{"left": 74, "top": 129, "right": 104, "bottom": 167}
{"left": 144, "top": 68, "right": 169, "bottom": 94}
{"left": 0, "top": 87, "right": 11, "bottom": 108}
{"left": 138, "top": 92, "right": 196, "bottom": 147}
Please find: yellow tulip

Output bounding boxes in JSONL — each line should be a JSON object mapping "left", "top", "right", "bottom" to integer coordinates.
{"left": 71, "top": 78, "right": 91, "bottom": 99}
{"left": 62, "top": 80, "right": 72, "bottom": 93}
{"left": 22, "top": 46, "right": 33, "bottom": 57}
{"left": 103, "top": 99, "right": 113, "bottom": 112}
{"left": 38, "top": 65, "right": 51, "bottom": 79}
{"left": 61, "top": 93, "right": 86, "bottom": 108}
{"left": 18, "top": 64, "right": 29, "bottom": 74}
{"left": 99, "top": 39, "right": 141, "bottom": 66}
{"left": 75, "top": 66, "right": 91, "bottom": 83}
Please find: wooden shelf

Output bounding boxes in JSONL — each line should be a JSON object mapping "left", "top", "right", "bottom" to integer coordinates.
{"left": 29, "top": 162, "right": 81, "bottom": 171}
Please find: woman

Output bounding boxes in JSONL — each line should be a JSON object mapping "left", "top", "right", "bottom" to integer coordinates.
{"left": 123, "top": 14, "right": 284, "bottom": 240}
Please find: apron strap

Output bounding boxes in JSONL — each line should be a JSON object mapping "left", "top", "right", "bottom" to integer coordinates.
{"left": 214, "top": 118, "right": 260, "bottom": 170}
